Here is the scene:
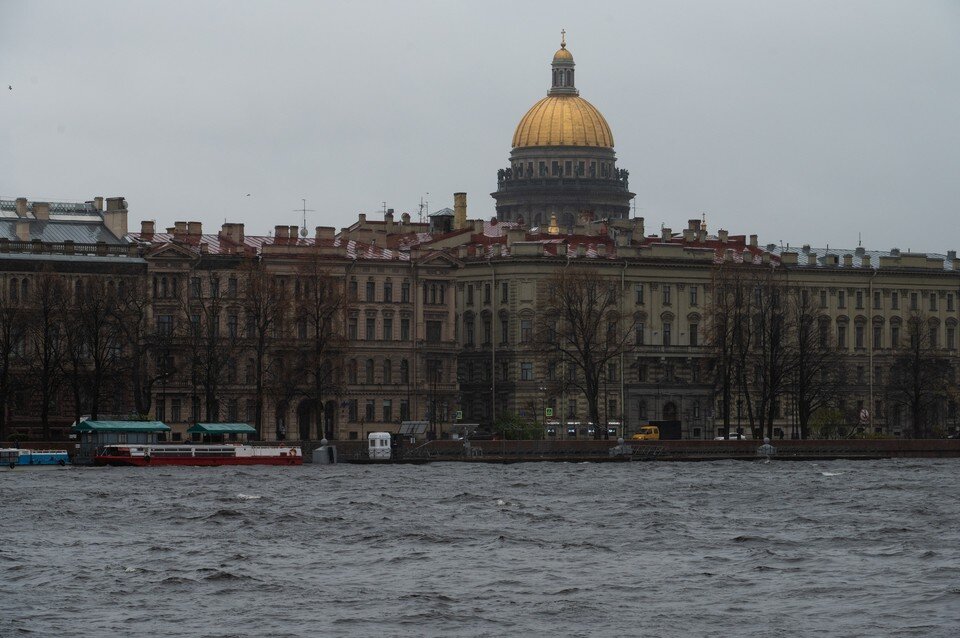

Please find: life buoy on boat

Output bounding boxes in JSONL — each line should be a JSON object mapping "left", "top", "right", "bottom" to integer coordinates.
{"left": 289, "top": 448, "right": 297, "bottom": 456}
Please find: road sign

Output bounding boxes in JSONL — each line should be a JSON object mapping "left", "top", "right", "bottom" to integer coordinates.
{"left": 455, "top": 410, "right": 463, "bottom": 420}
{"left": 545, "top": 407, "right": 553, "bottom": 417}
{"left": 399, "top": 421, "right": 429, "bottom": 435}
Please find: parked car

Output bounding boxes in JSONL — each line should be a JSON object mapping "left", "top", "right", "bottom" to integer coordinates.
{"left": 631, "top": 426, "right": 660, "bottom": 441}
{"left": 715, "top": 429, "right": 752, "bottom": 440}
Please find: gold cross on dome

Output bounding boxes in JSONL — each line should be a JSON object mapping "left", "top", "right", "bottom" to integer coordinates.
{"left": 561, "top": 29, "right": 566, "bottom": 47}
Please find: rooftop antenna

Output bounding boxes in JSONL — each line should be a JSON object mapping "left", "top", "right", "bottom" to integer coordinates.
{"left": 294, "top": 198, "right": 315, "bottom": 238}
{"left": 858, "top": 232, "right": 862, "bottom": 247}
{"left": 382, "top": 201, "right": 387, "bottom": 215}
{"left": 419, "top": 193, "right": 429, "bottom": 223}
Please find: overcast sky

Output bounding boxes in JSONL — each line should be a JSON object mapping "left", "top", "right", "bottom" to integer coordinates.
{"left": 2, "top": 0, "right": 958, "bottom": 252}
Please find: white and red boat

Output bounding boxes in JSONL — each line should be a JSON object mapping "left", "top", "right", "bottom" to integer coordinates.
{"left": 94, "top": 443, "right": 302, "bottom": 467}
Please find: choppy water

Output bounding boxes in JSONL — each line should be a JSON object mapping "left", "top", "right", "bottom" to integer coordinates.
{"left": 2, "top": 460, "right": 959, "bottom": 637}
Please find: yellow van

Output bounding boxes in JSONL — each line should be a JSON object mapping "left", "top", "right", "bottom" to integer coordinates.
{"left": 631, "top": 425, "right": 660, "bottom": 441}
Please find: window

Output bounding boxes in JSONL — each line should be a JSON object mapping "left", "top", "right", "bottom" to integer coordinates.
{"left": 400, "top": 359, "right": 410, "bottom": 384}
{"left": 484, "top": 283, "right": 491, "bottom": 304}
{"left": 690, "top": 286, "right": 698, "bottom": 306}
{"left": 930, "top": 293, "right": 937, "bottom": 312}
{"left": 383, "top": 317, "right": 393, "bottom": 340}
{"left": 383, "top": 359, "right": 392, "bottom": 384}
{"left": 820, "top": 290, "right": 827, "bottom": 308}
{"left": 837, "top": 324, "right": 847, "bottom": 349}
{"left": 467, "top": 284, "right": 474, "bottom": 305}
{"left": 227, "top": 399, "right": 239, "bottom": 422}
{"left": 855, "top": 324, "right": 864, "bottom": 349}
{"left": 500, "top": 316, "right": 509, "bottom": 343}
{"left": 465, "top": 318, "right": 475, "bottom": 346}
{"left": 228, "top": 313, "right": 238, "bottom": 339}
{"left": 190, "top": 277, "right": 201, "bottom": 298}
{"left": 348, "top": 318, "right": 358, "bottom": 340}
{"left": 366, "top": 317, "right": 375, "bottom": 340}
{"left": 949, "top": 294, "right": 955, "bottom": 312}
{"left": 930, "top": 325, "right": 938, "bottom": 348}
{"left": 401, "top": 318, "right": 410, "bottom": 341}
{"left": 855, "top": 290, "right": 863, "bottom": 309}
{"left": 483, "top": 318, "right": 492, "bottom": 344}
{"left": 401, "top": 282, "right": 410, "bottom": 303}
{"left": 910, "top": 292, "right": 918, "bottom": 310}
{"left": 662, "top": 285, "right": 671, "bottom": 305}
{"left": 157, "top": 314, "right": 174, "bottom": 336}
{"left": 635, "top": 284, "right": 644, "bottom": 305}
{"left": 382, "top": 400, "right": 393, "bottom": 423}
{"left": 637, "top": 364, "right": 647, "bottom": 382}
{"left": 365, "top": 279, "right": 376, "bottom": 302}
{"left": 689, "top": 323, "right": 699, "bottom": 347}
{"left": 567, "top": 399, "right": 577, "bottom": 419}
{"left": 365, "top": 400, "right": 375, "bottom": 422}
{"left": 171, "top": 398, "right": 182, "bottom": 423}
{"left": 348, "top": 279, "right": 358, "bottom": 300}
{"left": 155, "top": 398, "right": 166, "bottom": 422}
{"left": 892, "top": 291, "right": 899, "bottom": 310}
{"left": 365, "top": 359, "right": 374, "bottom": 384}
{"left": 347, "top": 400, "right": 358, "bottom": 422}
{"left": 638, "top": 400, "right": 648, "bottom": 419}
{"left": 383, "top": 280, "right": 392, "bottom": 302}
{"left": 426, "top": 321, "right": 442, "bottom": 343}
{"left": 521, "top": 362, "right": 533, "bottom": 381}
{"left": 662, "top": 322, "right": 671, "bottom": 346}
{"left": 891, "top": 325, "right": 900, "bottom": 348}
{"left": 873, "top": 325, "right": 882, "bottom": 349}
{"left": 520, "top": 319, "right": 532, "bottom": 343}
{"left": 873, "top": 290, "right": 881, "bottom": 309}
{"left": 192, "top": 397, "right": 201, "bottom": 423}
{"left": 948, "top": 326, "right": 956, "bottom": 350}
{"left": 635, "top": 322, "right": 645, "bottom": 346}
{"left": 838, "top": 290, "right": 846, "bottom": 309}
{"left": 400, "top": 400, "right": 410, "bottom": 421}
{"left": 874, "top": 366, "right": 882, "bottom": 385}
{"left": 856, "top": 365, "right": 865, "bottom": 384}
{"left": 606, "top": 362, "right": 618, "bottom": 382}
{"left": 228, "top": 277, "right": 238, "bottom": 298}
{"left": 501, "top": 282, "right": 509, "bottom": 303}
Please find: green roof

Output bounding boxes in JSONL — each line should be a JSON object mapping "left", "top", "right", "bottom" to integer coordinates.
{"left": 72, "top": 420, "right": 171, "bottom": 433}
{"left": 186, "top": 423, "right": 258, "bottom": 434}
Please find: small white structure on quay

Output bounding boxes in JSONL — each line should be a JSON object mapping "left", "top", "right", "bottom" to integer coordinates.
{"left": 368, "top": 432, "right": 392, "bottom": 460}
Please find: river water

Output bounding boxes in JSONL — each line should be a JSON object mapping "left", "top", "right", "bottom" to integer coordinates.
{"left": 2, "top": 459, "right": 959, "bottom": 637}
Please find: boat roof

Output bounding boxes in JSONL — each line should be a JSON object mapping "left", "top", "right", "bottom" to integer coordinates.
{"left": 186, "top": 423, "right": 258, "bottom": 434}
{"left": 72, "top": 420, "right": 171, "bottom": 433}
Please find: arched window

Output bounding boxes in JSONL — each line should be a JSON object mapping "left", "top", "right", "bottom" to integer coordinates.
{"left": 400, "top": 359, "right": 410, "bottom": 384}
{"left": 383, "top": 359, "right": 392, "bottom": 384}
{"left": 348, "top": 359, "right": 358, "bottom": 384}
{"left": 365, "top": 358, "right": 374, "bottom": 384}
{"left": 20, "top": 278, "right": 28, "bottom": 300}
{"left": 10, "top": 278, "right": 18, "bottom": 301}
{"left": 245, "top": 359, "right": 255, "bottom": 385}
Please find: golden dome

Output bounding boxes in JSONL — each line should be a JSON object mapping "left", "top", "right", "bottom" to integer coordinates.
{"left": 553, "top": 46, "right": 573, "bottom": 62}
{"left": 512, "top": 95, "right": 614, "bottom": 149}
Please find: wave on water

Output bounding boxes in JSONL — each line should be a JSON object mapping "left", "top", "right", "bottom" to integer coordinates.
{"left": 236, "top": 493, "right": 262, "bottom": 500}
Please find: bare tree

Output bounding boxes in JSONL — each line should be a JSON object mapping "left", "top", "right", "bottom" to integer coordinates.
{"left": 0, "top": 303, "right": 28, "bottom": 439}
{"left": 707, "top": 263, "right": 744, "bottom": 438}
{"left": 787, "top": 285, "right": 839, "bottom": 438}
{"left": 238, "top": 259, "right": 289, "bottom": 438}
{"left": 26, "top": 269, "right": 67, "bottom": 439}
{"left": 536, "top": 267, "right": 637, "bottom": 440}
{"left": 181, "top": 269, "right": 233, "bottom": 422}
{"left": 885, "top": 311, "right": 950, "bottom": 438}
{"left": 296, "top": 255, "right": 346, "bottom": 440}
{"left": 114, "top": 277, "right": 173, "bottom": 418}
{"left": 750, "top": 268, "right": 793, "bottom": 439}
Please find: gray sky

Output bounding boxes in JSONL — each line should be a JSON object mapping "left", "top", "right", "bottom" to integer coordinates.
{"left": 2, "top": 0, "right": 958, "bottom": 253}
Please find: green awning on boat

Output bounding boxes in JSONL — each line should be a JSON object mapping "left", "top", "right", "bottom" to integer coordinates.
{"left": 72, "top": 420, "right": 171, "bottom": 433}
{"left": 186, "top": 423, "right": 257, "bottom": 435}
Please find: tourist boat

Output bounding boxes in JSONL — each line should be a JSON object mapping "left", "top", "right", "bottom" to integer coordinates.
{"left": 94, "top": 444, "right": 302, "bottom": 467}
{"left": 1, "top": 448, "right": 71, "bottom": 469}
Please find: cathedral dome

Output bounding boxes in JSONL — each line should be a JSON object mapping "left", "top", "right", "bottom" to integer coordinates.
{"left": 512, "top": 95, "right": 614, "bottom": 149}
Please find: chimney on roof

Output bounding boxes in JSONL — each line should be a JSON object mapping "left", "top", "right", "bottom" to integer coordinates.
{"left": 15, "top": 219, "right": 30, "bottom": 241}
{"left": 173, "top": 221, "right": 187, "bottom": 237}
{"left": 808, "top": 253, "right": 817, "bottom": 266}
{"left": 141, "top": 220, "right": 155, "bottom": 236}
{"left": 274, "top": 225, "right": 289, "bottom": 240}
{"left": 187, "top": 221, "right": 202, "bottom": 236}
{"left": 199, "top": 243, "right": 209, "bottom": 254}
{"left": 742, "top": 250, "right": 753, "bottom": 264}
{"left": 843, "top": 254, "right": 853, "bottom": 267}
{"left": 289, "top": 226, "right": 298, "bottom": 240}
{"left": 948, "top": 250, "right": 957, "bottom": 260}
{"left": 33, "top": 202, "right": 49, "bottom": 220}
{"left": 14, "top": 197, "right": 28, "bottom": 218}
{"left": 634, "top": 216, "right": 645, "bottom": 237}
{"left": 315, "top": 226, "right": 335, "bottom": 241}
{"left": 401, "top": 212, "right": 410, "bottom": 226}
{"left": 93, "top": 196, "right": 104, "bottom": 211}
{"left": 454, "top": 192, "right": 467, "bottom": 231}
{"left": 781, "top": 252, "right": 798, "bottom": 265}
{"left": 688, "top": 219, "right": 700, "bottom": 231}
{"left": 862, "top": 254, "right": 872, "bottom": 268}
{"left": 682, "top": 228, "right": 696, "bottom": 242}
{"left": 749, "top": 234, "right": 758, "bottom": 248}
{"left": 761, "top": 252, "right": 771, "bottom": 264}
{"left": 718, "top": 229, "right": 728, "bottom": 243}
{"left": 358, "top": 213, "right": 367, "bottom": 224}
{"left": 220, "top": 223, "right": 244, "bottom": 245}
{"left": 597, "top": 243, "right": 607, "bottom": 257}
{"left": 661, "top": 227, "right": 671, "bottom": 242}
{"left": 506, "top": 227, "right": 525, "bottom": 246}
{"left": 576, "top": 244, "right": 586, "bottom": 257}
{"left": 384, "top": 208, "right": 394, "bottom": 229}
{"left": 556, "top": 243, "right": 567, "bottom": 257}
{"left": 104, "top": 197, "right": 129, "bottom": 238}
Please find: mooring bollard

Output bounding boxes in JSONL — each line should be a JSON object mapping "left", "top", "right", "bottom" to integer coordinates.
{"left": 312, "top": 438, "right": 338, "bottom": 464}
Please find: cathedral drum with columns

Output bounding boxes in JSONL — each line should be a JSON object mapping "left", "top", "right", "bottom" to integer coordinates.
{"left": 493, "top": 33, "right": 635, "bottom": 229}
